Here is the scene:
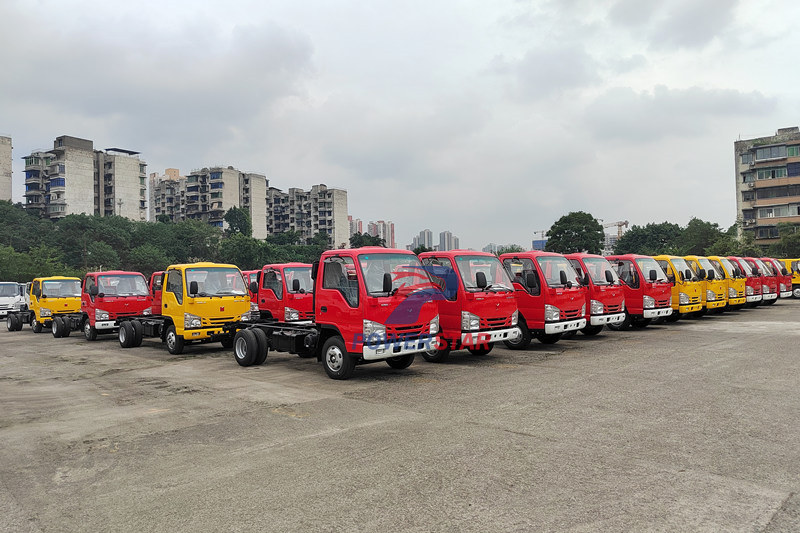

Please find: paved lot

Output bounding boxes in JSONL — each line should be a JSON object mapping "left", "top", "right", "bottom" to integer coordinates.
{"left": 1, "top": 301, "right": 799, "bottom": 532}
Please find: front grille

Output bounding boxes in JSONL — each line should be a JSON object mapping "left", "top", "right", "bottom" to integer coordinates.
{"left": 115, "top": 310, "right": 143, "bottom": 319}
{"left": 655, "top": 298, "right": 670, "bottom": 307}
{"left": 605, "top": 303, "right": 623, "bottom": 314}
{"left": 0, "top": 304, "right": 12, "bottom": 311}
{"left": 561, "top": 308, "right": 582, "bottom": 320}
{"left": 299, "top": 311, "right": 314, "bottom": 320}
{"left": 202, "top": 316, "right": 237, "bottom": 327}
{"left": 690, "top": 296, "right": 701, "bottom": 304}
{"left": 480, "top": 316, "right": 512, "bottom": 330}
{"left": 386, "top": 323, "right": 427, "bottom": 338}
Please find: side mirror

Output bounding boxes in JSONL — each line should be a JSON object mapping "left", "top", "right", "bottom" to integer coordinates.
{"left": 677, "top": 271, "right": 684, "bottom": 282}
{"left": 250, "top": 281, "right": 258, "bottom": 294}
{"left": 707, "top": 270, "right": 715, "bottom": 281}
{"left": 559, "top": 270, "right": 568, "bottom": 286}
{"left": 753, "top": 267, "right": 760, "bottom": 276}
{"left": 292, "top": 279, "right": 301, "bottom": 292}
{"left": 525, "top": 273, "right": 536, "bottom": 288}
{"left": 583, "top": 273, "right": 590, "bottom": 286}
{"left": 476, "top": 271, "right": 487, "bottom": 289}
{"left": 649, "top": 269, "right": 657, "bottom": 282}
{"left": 605, "top": 270, "right": 614, "bottom": 283}
{"left": 698, "top": 268, "right": 706, "bottom": 279}
{"left": 89, "top": 285, "right": 99, "bottom": 296}
{"left": 684, "top": 269, "right": 692, "bottom": 281}
{"left": 383, "top": 272, "right": 393, "bottom": 293}
{"left": 189, "top": 281, "right": 199, "bottom": 296}
{"left": 782, "top": 267, "right": 789, "bottom": 276}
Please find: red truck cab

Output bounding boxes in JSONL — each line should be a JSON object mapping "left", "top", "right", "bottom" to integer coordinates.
{"left": 81, "top": 271, "right": 153, "bottom": 340}
{"left": 605, "top": 254, "right": 673, "bottom": 325}
{"left": 255, "top": 263, "right": 314, "bottom": 322}
{"left": 745, "top": 257, "right": 778, "bottom": 305}
{"left": 762, "top": 257, "right": 793, "bottom": 299}
{"left": 565, "top": 253, "right": 626, "bottom": 334}
{"left": 418, "top": 250, "right": 519, "bottom": 361}
{"left": 727, "top": 257, "right": 762, "bottom": 306}
{"left": 148, "top": 271, "right": 164, "bottom": 315}
{"left": 499, "top": 251, "right": 587, "bottom": 347}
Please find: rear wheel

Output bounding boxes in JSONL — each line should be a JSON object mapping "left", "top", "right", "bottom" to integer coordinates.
{"left": 504, "top": 319, "right": 532, "bottom": 350}
{"left": 763, "top": 298, "right": 777, "bottom": 306}
{"left": 793, "top": 286, "right": 800, "bottom": 298}
{"left": 422, "top": 340, "right": 451, "bottom": 363}
{"left": 83, "top": 319, "right": 97, "bottom": 341}
{"left": 538, "top": 333, "right": 561, "bottom": 344}
{"left": 119, "top": 321, "right": 135, "bottom": 348}
{"left": 6, "top": 315, "right": 19, "bottom": 332}
{"left": 321, "top": 336, "right": 355, "bottom": 380}
{"left": 233, "top": 329, "right": 258, "bottom": 366}
{"left": 165, "top": 325, "right": 184, "bottom": 355}
{"left": 581, "top": 325, "right": 603, "bottom": 336}
{"left": 252, "top": 329, "right": 269, "bottom": 365}
{"left": 467, "top": 344, "right": 493, "bottom": 356}
{"left": 62, "top": 319, "right": 72, "bottom": 337}
{"left": 131, "top": 320, "right": 144, "bottom": 347}
{"left": 52, "top": 317, "right": 64, "bottom": 338}
{"left": 386, "top": 353, "right": 414, "bottom": 369}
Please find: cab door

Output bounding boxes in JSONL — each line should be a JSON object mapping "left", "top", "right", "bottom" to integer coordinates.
{"left": 162, "top": 269, "right": 183, "bottom": 329}
{"left": 150, "top": 272, "right": 163, "bottom": 315}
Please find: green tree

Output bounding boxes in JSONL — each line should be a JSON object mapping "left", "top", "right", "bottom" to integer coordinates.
{"left": 310, "top": 231, "right": 331, "bottom": 248}
{"left": 126, "top": 244, "right": 171, "bottom": 275}
{"left": 495, "top": 244, "right": 525, "bottom": 256}
{"left": 350, "top": 232, "right": 385, "bottom": 248}
{"left": 545, "top": 212, "right": 603, "bottom": 254}
{"left": 267, "top": 230, "right": 304, "bottom": 246}
{"left": 223, "top": 207, "right": 252, "bottom": 237}
{"left": 413, "top": 245, "right": 432, "bottom": 255}
{"left": 219, "top": 233, "right": 263, "bottom": 270}
{"left": 156, "top": 214, "right": 173, "bottom": 224}
{"left": 614, "top": 222, "right": 683, "bottom": 255}
{"left": 682, "top": 218, "right": 725, "bottom": 255}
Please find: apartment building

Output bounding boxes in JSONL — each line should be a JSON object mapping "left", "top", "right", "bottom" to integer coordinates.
{"left": 348, "top": 216, "right": 363, "bottom": 236}
{"left": 734, "top": 127, "right": 800, "bottom": 244}
{"left": 22, "top": 135, "right": 146, "bottom": 220}
{"left": 439, "top": 230, "right": 460, "bottom": 251}
{"left": 267, "top": 184, "right": 348, "bottom": 247}
{"left": 0, "top": 136, "right": 11, "bottom": 201}
{"left": 367, "top": 220, "right": 395, "bottom": 248}
{"left": 149, "top": 167, "right": 268, "bottom": 239}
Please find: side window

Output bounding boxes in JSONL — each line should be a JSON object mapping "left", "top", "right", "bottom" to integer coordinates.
{"left": 261, "top": 269, "right": 283, "bottom": 299}
{"left": 616, "top": 260, "right": 639, "bottom": 288}
{"left": 84, "top": 277, "right": 95, "bottom": 298}
{"left": 503, "top": 258, "right": 540, "bottom": 296}
{"left": 657, "top": 260, "right": 674, "bottom": 283}
{"left": 568, "top": 260, "right": 585, "bottom": 283}
{"left": 420, "top": 257, "right": 457, "bottom": 301}
{"left": 322, "top": 257, "right": 359, "bottom": 307}
{"left": 166, "top": 270, "right": 183, "bottom": 305}
{"left": 152, "top": 273, "right": 163, "bottom": 294}
{"left": 32, "top": 281, "right": 40, "bottom": 298}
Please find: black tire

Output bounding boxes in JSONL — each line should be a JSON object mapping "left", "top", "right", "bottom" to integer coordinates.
{"left": 504, "top": 319, "right": 532, "bottom": 350}
{"left": 119, "top": 321, "right": 135, "bottom": 348}
{"left": 83, "top": 318, "right": 97, "bottom": 341}
{"left": 630, "top": 317, "right": 652, "bottom": 328}
{"left": 763, "top": 298, "right": 776, "bottom": 306}
{"left": 607, "top": 311, "right": 631, "bottom": 331}
{"left": 467, "top": 344, "right": 493, "bottom": 356}
{"left": 165, "top": 325, "right": 184, "bottom": 355}
{"left": 252, "top": 329, "right": 269, "bottom": 365}
{"left": 665, "top": 311, "right": 681, "bottom": 322}
{"left": 793, "top": 286, "right": 800, "bottom": 298}
{"left": 6, "top": 315, "right": 18, "bottom": 332}
{"left": 233, "top": 329, "right": 258, "bottom": 366}
{"left": 538, "top": 333, "right": 561, "bottom": 344}
{"left": 14, "top": 315, "right": 23, "bottom": 331}
{"left": 131, "top": 320, "right": 144, "bottom": 347}
{"left": 52, "top": 316, "right": 64, "bottom": 338}
{"left": 386, "top": 353, "right": 414, "bottom": 369}
{"left": 422, "top": 340, "right": 451, "bottom": 363}
{"left": 581, "top": 325, "right": 604, "bottom": 336}
{"left": 62, "top": 319, "right": 72, "bottom": 337}
{"left": 321, "top": 336, "right": 355, "bottom": 380}
{"left": 31, "top": 317, "right": 42, "bottom": 333}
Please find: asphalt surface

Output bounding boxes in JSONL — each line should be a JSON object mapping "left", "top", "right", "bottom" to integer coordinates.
{"left": 1, "top": 301, "right": 799, "bottom": 532}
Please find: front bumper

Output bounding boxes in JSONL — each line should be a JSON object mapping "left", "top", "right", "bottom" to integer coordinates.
{"left": 678, "top": 304, "right": 702, "bottom": 314}
{"left": 460, "top": 327, "right": 521, "bottom": 346}
{"left": 779, "top": 290, "right": 792, "bottom": 298}
{"left": 544, "top": 318, "right": 586, "bottom": 335}
{"left": 762, "top": 293, "right": 778, "bottom": 301}
{"left": 183, "top": 327, "right": 227, "bottom": 341}
{"left": 590, "top": 312, "right": 626, "bottom": 326}
{"left": 706, "top": 299, "right": 727, "bottom": 310}
{"left": 727, "top": 297, "right": 746, "bottom": 306}
{"left": 362, "top": 335, "right": 439, "bottom": 361}
{"left": 746, "top": 295, "right": 763, "bottom": 303}
{"left": 643, "top": 307, "right": 673, "bottom": 319}
{"left": 95, "top": 320, "right": 117, "bottom": 330}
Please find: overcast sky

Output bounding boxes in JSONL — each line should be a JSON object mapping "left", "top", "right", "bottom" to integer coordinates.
{"left": 2, "top": 0, "right": 798, "bottom": 249}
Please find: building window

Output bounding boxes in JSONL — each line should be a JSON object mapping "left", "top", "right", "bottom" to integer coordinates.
{"left": 740, "top": 153, "right": 753, "bottom": 164}
{"left": 49, "top": 178, "right": 65, "bottom": 188}
{"left": 58, "top": 164, "right": 65, "bottom": 174}
{"left": 742, "top": 173, "right": 755, "bottom": 183}
{"left": 756, "top": 146, "right": 787, "bottom": 161}
{"left": 210, "top": 182, "right": 223, "bottom": 189}
{"left": 210, "top": 172, "right": 222, "bottom": 180}
{"left": 757, "top": 167, "right": 787, "bottom": 180}
{"left": 757, "top": 227, "right": 780, "bottom": 239}
{"left": 742, "top": 191, "right": 755, "bottom": 201}
{"left": 139, "top": 164, "right": 146, "bottom": 173}
{"left": 788, "top": 146, "right": 800, "bottom": 157}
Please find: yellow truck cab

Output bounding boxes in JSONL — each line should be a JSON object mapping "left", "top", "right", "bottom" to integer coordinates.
{"left": 780, "top": 259, "right": 800, "bottom": 298}
{"left": 653, "top": 255, "right": 703, "bottom": 318}
{"left": 28, "top": 276, "right": 82, "bottom": 333}
{"left": 707, "top": 255, "right": 747, "bottom": 308}
{"left": 684, "top": 255, "right": 728, "bottom": 313}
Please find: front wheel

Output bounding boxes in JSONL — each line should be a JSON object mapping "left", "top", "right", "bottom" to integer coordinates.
{"left": 321, "top": 336, "right": 355, "bottom": 380}
{"left": 165, "top": 325, "right": 184, "bottom": 355}
{"left": 422, "top": 340, "right": 451, "bottom": 363}
{"left": 7, "top": 315, "right": 20, "bottom": 332}
{"left": 793, "top": 286, "right": 800, "bottom": 298}
{"left": 32, "top": 317, "right": 42, "bottom": 334}
{"left": 763, "top": 298, "right": 777, "bottom": 306}
{"left": 607, "top": 311, "right": 631, "bottom": 331}
{"left": 538, "top": 333, "right": 561, "bottom": 344}
{"left": 386, "top": 353, "right": 414, "bottom": 369}
{"left": 119, "top": 321, "right": 135, "bottom": 348}
{"left": 467, "top": 344, "right": 493, "bottom": 356}
{"left": 504, "top": 320, "right": 532, "bottom": 350}
{"left": 252, "top": 329, "right": 269, "bottom": 365}
{"left": 630, "top": 317, "right": 652, "bottom": 328}
{"left": 665, "top": 311, "right": 681, "bottom": 322}
{"left": 581, "top": 325, "right": 603, "bottom": 336}
{"left": 220, "top": 335, "right": 234, "bottom": 349}
{"left": 83, "top": 319, "right": 97, "bottom": 341}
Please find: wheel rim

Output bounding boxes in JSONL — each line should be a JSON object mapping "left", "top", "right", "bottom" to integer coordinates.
{"left": 32, "top": 319, "right": 37, "bottom": 330}
{"left": 52, "top": 320, "right": 58, "bottom": 335}
{"left": 325, "top": 345, "right": 343, "bottom": 371}
{"left": 120, "top": 326, "right": 127, "bottom": 343}
{"left": 794, "top": 287, "right": 800, "bottom": 298}
{"left": 84, "top": 322, "right": 92, "bottom": 338}
{"left": 166, "top": 331, "right": 175, "bottom": 351}
{"left": 6, "top": 317, "right": 12, "bottom": 331}
{"left": 234, "top": 337, "right": 247, "bottom": 359}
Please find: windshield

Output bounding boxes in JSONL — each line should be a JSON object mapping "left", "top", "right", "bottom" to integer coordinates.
{"left": 634, "top": 258, "right": 669, "bottom": 282}
{"left": 359, "top": 253, "right": 435, "bottom": 295}
{"left": 98, "top": 274, "right": 149, "bottom": 297}
{"left": 536, "top": 256, "right": 582, "bottom": 288}
{"left": 710, "top": 259, "right": 730, "bottom": 279}
{"left": 581, "top": 257, "right": 619, "bottom": 285}
{"left": 285, "top": 267, "right": 313, "bottom": 293}
{"left": 42, "top": 279, "right": 81, "bottom": 298}
{"left": 186, "top": 267, "right": 247, "bottom": 297}
{"left": 735, "top": 259, "right": 754, "bottom": 276}
{"left": 758, "top": 259, "right": 775, "bottom": 276}
{"left": 669, "top": 258, "right": 697, "bottom": 281}
{"left": 454, "top": 255, "right": 513, "bottom": 292}
{"left": 0, "top": 283, "right": 17, "bottom": 297}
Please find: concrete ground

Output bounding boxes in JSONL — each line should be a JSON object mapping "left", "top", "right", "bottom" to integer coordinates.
{"left": 1, "top": 300, "right": 799, "bottom": 532}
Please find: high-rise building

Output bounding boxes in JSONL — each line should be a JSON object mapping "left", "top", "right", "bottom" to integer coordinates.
{"left": 735, "top": 126, "right": 800, "bottom": 244}
{"left": 419, "top": 229, "right": 433, "bottom": 249}
{"left": 348, "top": 216, "right": 363, "bottom": 236}
{"left": 267, "top": 184, "right": 348, "bottom": 247}
{"left": 439, "top": 230, "right": 459, "bottom": 251}
{"left": 367, "top": 220, "right": 395, "bottom": 248}
{"left": 149, "top": 167, "right": 268, "bottom": 238}
{"left": 0, "top": 136, "right": 11, "bottom": 201}
{"left": 95, "top": 147, "right": 148, "bottom": 220}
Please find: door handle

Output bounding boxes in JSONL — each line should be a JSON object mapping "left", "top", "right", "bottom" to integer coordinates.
{"left": 320, "top": 306, "right": 327, "bottom": 313}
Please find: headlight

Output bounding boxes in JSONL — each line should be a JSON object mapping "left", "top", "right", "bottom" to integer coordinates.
{"left": 590, "top": 299, "right": 604, "bottom": 314}
{"left": 142, "top": 307, "right": 152, "bottom": 316}
{"left": 679, "top": 292, "right": 689, "bottom": 305}
{"left": 95, "top": 309, "right": 110, "bottom": 321}
{"left": 746, "top": 286, "right": 754, "bottom": 295}
{"left": 780, "top": 283, "right": 786, "bottom": 291}
{"left": 642, "top": 295, "right": 655, "bottom": 309}
{"left": 430, "top": 314, "right": 439, "bottom": 334}
{"left": 461, "top": 311, "right": 480, "bottom": 331}
{"left": 40, "top": 308, "right": 52, "bottom": 317}
{"left": 580, "top": 304, "right": 586, "bottom": 315}
{"left": 544, "top": 304, "right": 560, "bottom": 322}
{"left": 706, "top": 290, "right": 715, "bottom": 301}
{"left": 240, "top": 313, "right": 250, "bottom": 322}
{"left": 511, "top": 310, "right": 518, "bottom": 326}
{"left": 250, "top": 302, "right": 259, "bottom": 312}
{"left": 762, "top": 284, "right": 770, "bottom": 294}
{"left": 184, "top": 312, "right": 201, "bottom": 329}
{"left": 728, "top": 287, "right": 736, "bottom": 298}
{"left": 285, "top": 307, "right": 300, "bottom": 321}
{"left": 363, "top": 319, "right": 386, "bottom": 339}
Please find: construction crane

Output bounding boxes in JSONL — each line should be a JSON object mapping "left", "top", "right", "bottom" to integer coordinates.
{"left": 601, "top": 220, "right": 629, "bottom": 239}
